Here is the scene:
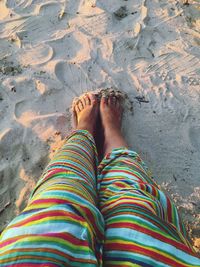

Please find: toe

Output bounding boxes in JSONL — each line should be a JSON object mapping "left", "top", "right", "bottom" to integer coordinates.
{"left": 80, "top": 96, "right": 86, "bottom": 107}
{"left": 78, "top": 100, "right": 84, "bottom": 111}
{"left": 117, "top": 98, "right": 123, "bottom": 113}
{"left": 101, "top": 95, "right": 108, "bottom": 106}
{"left": 75, "top": 103, "right": 80, "bottom": 114}
{"left": 111, "top": 96, "right": 117, "bottom": 106}
{"left": 108, "top": 96, "right": 113, "bottom": 106}
{"left": 72, "top": 99, "right": 78, "bottom": 111}
{"left": 84, "top": 94, "right": 90, "bottom": 105}
{"left": 89, "top": 93, "right": 97, "bottom": 105}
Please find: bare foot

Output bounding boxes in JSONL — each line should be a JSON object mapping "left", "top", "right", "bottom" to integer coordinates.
{"left": 72, "top": 93, "right": 98, "bottom": 136}
{"left": 100, "top": 95, "right": 128, "bottom": 156}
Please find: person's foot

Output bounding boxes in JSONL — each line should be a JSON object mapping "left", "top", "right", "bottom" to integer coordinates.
{"left": 100, "top": 95, "right": 128, "bottom": 156}
{"left": 72, "top": 93, "right": 98, "bottom": 136}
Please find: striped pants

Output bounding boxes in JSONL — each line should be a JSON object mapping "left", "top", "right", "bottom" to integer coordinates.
{"left": 0, "top": 130, "right": 199, "bottom": 266}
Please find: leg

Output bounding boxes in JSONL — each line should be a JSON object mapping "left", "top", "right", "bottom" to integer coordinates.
{"left": 0, "top": 94, "right": 104, "bottom": 267}
{"left": 98, "top": 96, "right": 200, "bottom": 267}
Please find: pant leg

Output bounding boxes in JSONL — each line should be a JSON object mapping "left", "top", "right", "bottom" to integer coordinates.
{"left": 98, "top": 148, "right": 200, "bottom": 267}
{"left": 0, "top": 130, "right": 104, "bottom": 267}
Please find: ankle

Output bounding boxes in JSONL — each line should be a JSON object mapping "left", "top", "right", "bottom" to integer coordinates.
{"left": 77, "top": 123, "right": 95, "bottom": 136}
{"left": 103, "top": 130, "right": 128, "bottom": 155}
{"left": 104, "top": 126, "right": 122, "bottom": 138}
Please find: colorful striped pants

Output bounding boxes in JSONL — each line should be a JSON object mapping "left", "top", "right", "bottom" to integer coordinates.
{"left": 0, "top": 130, "right": 199, "bottom": 266}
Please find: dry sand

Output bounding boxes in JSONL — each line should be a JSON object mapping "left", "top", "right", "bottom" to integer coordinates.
{"left": 0, "top": 0, "right": 199, "bottom": 253}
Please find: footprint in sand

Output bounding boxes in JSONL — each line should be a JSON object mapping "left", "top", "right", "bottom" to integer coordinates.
{"left": 17, "top": 43, "right": 53, "bottom": 66}
{"left": 55, "top": 61, "right": 94, "bottom": 97}
{"left": 14, "top": 100, "right": 30, "bottom": 119}
{"left": 5, "top": 2, "right": 67, "bottom": 45}
{"left": 47, "top": 33, "right": 81, "bottom": 61}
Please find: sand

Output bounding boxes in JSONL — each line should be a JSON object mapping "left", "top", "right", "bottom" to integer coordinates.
{"left": 0, "top": 0, "right": 199, "bottom": 253}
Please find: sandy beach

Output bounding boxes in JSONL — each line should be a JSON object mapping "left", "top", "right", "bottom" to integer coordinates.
{"left": 0, "top": 0, "right": 199, "bottom": 253}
